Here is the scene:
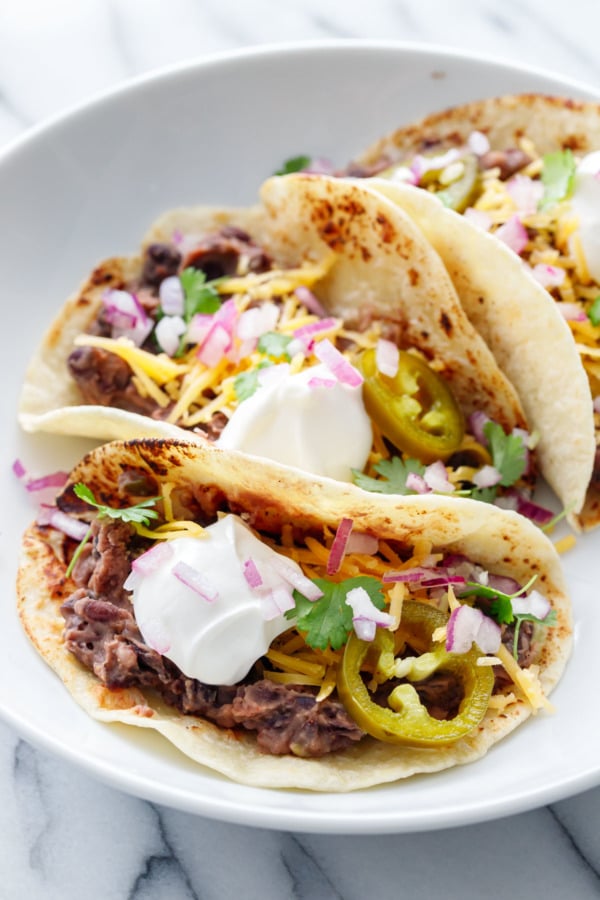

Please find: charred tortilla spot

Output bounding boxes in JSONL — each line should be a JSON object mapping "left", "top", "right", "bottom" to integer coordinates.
{"left": 439, "top": 312, "right": 453, "bottom": 335}
{"left": 408, "top": 268, "right": 419, "bottom": 286}
{"left": 90, "top": 267, "right": 118, "bottom": 286}
{"left": 375, "top": 212, "right": 395, "bottom": 244}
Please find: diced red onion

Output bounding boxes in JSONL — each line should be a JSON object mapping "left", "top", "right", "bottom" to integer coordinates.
{"left": 260, "top": 586, "right": 295, "bottom": 621}
{"left": 243, "top": 557, "right": 263, "bottom": 589}
{"left": 294, "top": 286, "right": 327, "bottom": 317}
{"left": 197, "top": 322, "right": 231, "bottom": 367}
{"left": 270, "top": 585, "right": 296, "bottom": 614}
{"left": 237, "top": 303, "right": 279, "bottom": 340}
{"left": 12, "top": 459, "right": 27, "bottom": 480}
{"left": 186, "top": 313, "right": 213, "bottom": 346}
{"left": 464, "top": 207, "right": 493, "bottom": 231}
{"left": 269, "top": 555, "right": 324, "bottom": 602}
{"left": 424, "top": 460, "right": 454, "bottom": 493}
{"left": 557, "top": 302, "right": 587, "bottom": 321}
{"left": 487, "top": 573, "right": 521, "bottom": 595}
{"left": 468, "top": 410, "right": 491, "bottom": 445}
{"left": 375, "top": 338, "right": 400, "bottom": 378}
{"left": 467, "top": 130, "right": 490, "bottom": 156}
{"left": 593, "top": 396, "right": 600, "bottom": 413}
{"left": 314, "top": 339, "right": 363, "bottom": 387}
{"left": 102, "top": 289, "right": 153, "bottom": 346}
{"left": 345, "top": 586, "right": 396, "bottom": 638}
{"left": 307, "top": 376, "right": 336, "bottom": 389}
{"left": 130, "top": 541, "right": 174, "bottom": 577}
{"left": 293, "top": 317, "right": 339, "bottom": 349}
{"left": 406, "top": 471, "right": 431, "bottom": 494}
{"left": 472, "top": 464, "right": 502, "bottom": 489}
{"left": 446, "top": 604, "right": 501, "bottom": 654}
{"left": 14, "top": 462, "right": 69, "bottom": 493}
{"left": 506, "top": 175, "right": 544, "bottom": 215}
{"left": 383, "top": 566, "right": 441, "bottom": 584}
{"left": 172, "top": 228, "right": 184, "bottom": 246}
{"left": 513, "top": 494, "right": 555, "bottom": 526}
{"left": 353, "top": 618, "right": 377, "bottom": 642}
{"left": 36, "top": 504, "right": 90, "bottom": 540}
{"left": 511, "top": 589, "right": 551, "bottom": 619}
{"left": 327, "top": 517, "right": 353, "bottom": 575}
{"left": 530, "top": 264, "right": 566, "bottom": 289}
{"left": 159, "top": 276, "right": 185, "bottom": 315}
{"left": 495, "top": 215, "right": 528, "bottom": 255}
{"left": 155, "top": 315, "right": 186, "bottom": 357}
{"left": 420, "top": 575, "right": 467, "bottom": 588}
{"left": 172, "top": 560, "right": 219, "bottom": 603}
{"left": 302, "top": 157, "right": 336, "bottom": 175}
{"left": 345, "top": 532, "right": 379, "bottom": 555}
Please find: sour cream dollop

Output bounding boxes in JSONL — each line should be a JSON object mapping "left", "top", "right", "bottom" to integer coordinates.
{"left": 127, "top": 515, "right": 300, "bottom": 685}
{"left": 216, "top": 364, "right": 373, "bottom": 481}
{"left": 571, "top": 151, "right": 600, "bottom": 283}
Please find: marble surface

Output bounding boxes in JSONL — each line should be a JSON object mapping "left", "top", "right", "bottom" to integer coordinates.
{"left": 2, "top": 2, "right": 600, "bottom": 898}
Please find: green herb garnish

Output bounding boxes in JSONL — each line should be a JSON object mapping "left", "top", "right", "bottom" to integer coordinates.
{"left": 539, "top": 149, "right": 576, "bottom": 211}
{"left": 65, "top": 484, "right": 160, "bottom": 578}
{"left": 286, "top": 575, "right": 385, "bottom": 650}
{"left": 257, "top": 331, "right": 293, "bottom": 360}
{"left": 352, "top": 456, "right": 426, "bottom": 495}
{"left": 588, "top": 295, "right": 600, "bottom": 327}
{"left": 233, "top": 361, "right": 273, "bottom": 401}
{"left": 275, "top": 155, "right": 311, "bottom": 176}
{"left": 179, "top": 267, "right": 222, "bottom": 319}
{"left": 483, "top": 420, "right": 527, "bottom": 487}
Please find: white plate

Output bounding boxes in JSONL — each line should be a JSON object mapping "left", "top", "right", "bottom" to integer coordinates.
{"left": 2, "top": 41, "right": 599, "bottom": 834}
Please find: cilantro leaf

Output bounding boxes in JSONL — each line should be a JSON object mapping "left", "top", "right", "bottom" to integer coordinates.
{"left": 233, "top": 361, "right": 273, "bottom": 402}
{"left": 512, "top": 610, "right": 558, "bottom": 659}
{"left": 352, "top": 456, "right": 426, "bottom": 495}
{"left": 467, "top": 485, "right": 499, "bottom": 504}
{"left": 539, "top": 150, "right": 576, "bottom": 211}
{"left": 483, "top": 421, "right": 527, "bottom": 487}
{"left": 286, "top": 575, "right": 385, "bottom": 650}
{"left": 489, "top": 594, "right": 514, "bottom": 625}
{"left": 179, "top": 268, "right": 222, "bottom": 320}
{"left": 73, "top": 483, "right": 160, "bottom": 525}
{"left": 588, "top": 295, "right": 600, "bottom": 326}
{"left": 275, "top": 155, "right": 311, "bottom": 176}
{"left": 257, "top": 331, "right": 293, "bottom": 360}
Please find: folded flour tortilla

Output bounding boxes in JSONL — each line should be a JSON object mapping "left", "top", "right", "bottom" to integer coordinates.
{"left": 17, "top": 437, "right": 571, "bottom": 791}
{"left": 349, "top": 93, "right": 600, "bottom": 527}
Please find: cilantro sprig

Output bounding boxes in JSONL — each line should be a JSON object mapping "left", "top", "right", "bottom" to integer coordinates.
{"left": 352, "top": 457, "right": 426, "bottom": 494}
{"left": 275, "top": 155, "right": 312, "bottom": 176}
{"left": 539, "top": 149, "right": 576, "bottom": 212}
{"left": 179, "top": 267, "right": 222, "bottom": 319}
{"left": 483, "top": 420, "right": 527, "bottom": 488}
{"left": 286, "top": 575, "right": 385, "bottom": 650}
{"left": 65, "top": 484, "right": 160, "bottom": 578}
{"left": 588, "top": 295, "right": 600, "bottom": 327}
{"left": 257, "top": 331, "right": 293, "bottom": 360}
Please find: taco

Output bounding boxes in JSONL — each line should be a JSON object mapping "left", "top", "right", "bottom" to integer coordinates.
{"left": 19, "top": 174, "right": 544, "bottom": 515}
{"left": 17, "top": 437, "right": 570, "bottom": 791}
{"left": 343, "top": 93, "right": 600, "bottom": 528}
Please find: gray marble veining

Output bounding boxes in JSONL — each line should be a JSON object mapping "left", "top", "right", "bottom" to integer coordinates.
{"left": 2, "top": 2, "right": 600, "bottom": 898}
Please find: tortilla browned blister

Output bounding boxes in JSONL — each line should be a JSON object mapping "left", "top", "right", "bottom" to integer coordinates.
{"left": 350, "top": 93, "right": 600, "bottom": 529}
{"left": 17, "top": 437, "right": 571, "bottom": 791}
{"left": 18, "top": 176, "right": 526, "bottom": 446}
